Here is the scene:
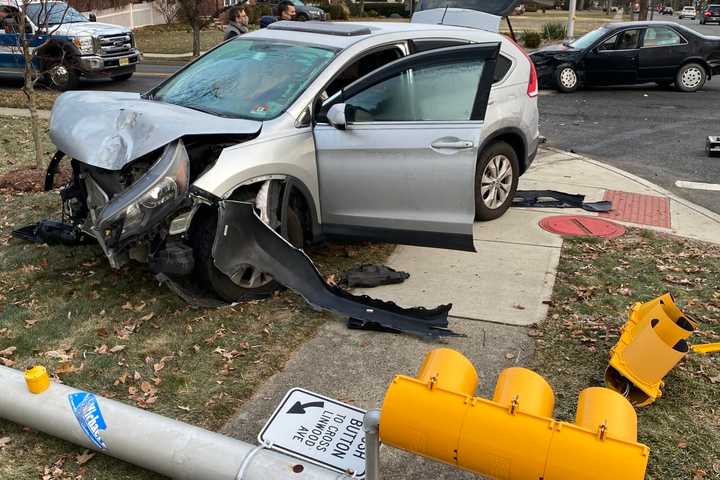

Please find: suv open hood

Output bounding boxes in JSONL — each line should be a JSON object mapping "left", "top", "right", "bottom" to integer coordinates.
{"left": 49, "top": 91, "right": 262, "bottom": 170}
{"left": 416, "top": 0, "right": 522, "bottom": 17}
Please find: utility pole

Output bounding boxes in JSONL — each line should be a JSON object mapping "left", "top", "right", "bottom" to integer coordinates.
{"left": 567, "top": 0, "right": 577, "bottom": 39}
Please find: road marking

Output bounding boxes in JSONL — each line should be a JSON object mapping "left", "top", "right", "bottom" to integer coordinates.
{"left": 134, "top": 72, "right": 172, "bottom": 78}
{"left": 675, "top": 180, "right": 720, "bottom": 191}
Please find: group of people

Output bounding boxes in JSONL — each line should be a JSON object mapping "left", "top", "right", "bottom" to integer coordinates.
{"left": 224, "top": 1, "right": 297, "bottom": 40}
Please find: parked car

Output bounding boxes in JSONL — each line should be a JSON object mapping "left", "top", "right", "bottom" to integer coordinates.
{"left": 678, "top": 5, "right": 697, "bottom": 19}
{"left": 0, "top": 0, "right": 141, "bottom": 90}
{"left": 256, "top": 0, "right": 326, "bottom": 21}
{"left": 530, "top": 21, "right": 720, "bottom": 92}
{"left": 661, "top": 6, "right": 673, "bottom": 14}
{"left": 44, "top": 16, "right": 540, "bottom": 302}
{"left": 700, "top": 4, "right": 720, "bottom": 23}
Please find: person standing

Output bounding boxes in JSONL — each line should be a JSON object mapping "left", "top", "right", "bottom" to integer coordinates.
{"left": 224, "top": 5, "right": 249, "bottom": 40}
{"left": 276, "top": 0, "right": 296, "bottom": 20}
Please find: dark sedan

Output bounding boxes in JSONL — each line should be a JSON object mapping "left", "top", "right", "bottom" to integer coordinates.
{"left": 530, "top": 21, "right": 720, "bottom": 92}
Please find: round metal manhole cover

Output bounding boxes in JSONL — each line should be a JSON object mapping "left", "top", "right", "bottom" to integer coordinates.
{"left": 539, "top": 215, "right": 625, "bottom": 239}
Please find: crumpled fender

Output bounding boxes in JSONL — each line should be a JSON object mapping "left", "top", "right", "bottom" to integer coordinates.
{"left": 211, "top": 201, "right": 460, "bottom": 338}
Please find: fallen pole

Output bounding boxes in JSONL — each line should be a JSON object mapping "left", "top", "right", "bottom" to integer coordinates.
{"left": 0, "top": 365, "right": 344, "bottom": 480}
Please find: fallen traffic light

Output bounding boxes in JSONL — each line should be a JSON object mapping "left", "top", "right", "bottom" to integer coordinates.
{"left": 605, "top": 293, "right": 697, "bottom": 406}
{"left": 380, "top": 348, "right": 649, "bottom": 480}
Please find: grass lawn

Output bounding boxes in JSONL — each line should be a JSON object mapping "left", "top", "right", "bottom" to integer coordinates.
{"left": 0, "top": 88, "right": 59, "bottom": 112}
{"left": 0, "top": 118, "right": 394, "bottom": 479}
{"left": 0, "top": 116, "right": 54, "bottom": 174}
{"left": 134, "top": 24, "right": 226, "bottom": 55}
{"left": 532, "top": 229, "right": 720, "bottom": 479}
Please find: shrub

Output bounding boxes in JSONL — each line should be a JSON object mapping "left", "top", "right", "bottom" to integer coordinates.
{"left": 362, "top": 2, "right": 408, "bottom": 17}
{"left": 542, "top": 22, "right": 567, "bottom": 40}
{"left": 521, "top": 30, "right": 542, "bottom": 48}
{"left": 317, "top": 2, "right": 351, "bottom": 20}
{"left": 366, "top": 9, "right": 378, "bottom": 16}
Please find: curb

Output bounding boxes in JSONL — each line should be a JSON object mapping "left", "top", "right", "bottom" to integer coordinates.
{"left": 543, "top": 146, "right": 720, "bottom": 226}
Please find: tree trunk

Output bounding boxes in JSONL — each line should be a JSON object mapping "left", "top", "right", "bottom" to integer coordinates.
{"left": 359, "top": 0, "right": 365, "bottom": 16}
{"left": 638, "top": 0, "right": 649, "bottom": 19}
{"left": 18, "top": 5, "right": 44, "bottom": 170}
{"left": 192, "top": 24, "right": 201, "bottom": 57}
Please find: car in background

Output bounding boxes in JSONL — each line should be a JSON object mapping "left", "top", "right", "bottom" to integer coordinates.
{"left": 530, "top": 21, "right": 720, "bottom": 92}
{"left": 256, "top": 0, "right": 326, "bottom": 21}
{"left": 661, "top": 6, "right": 673, "bottom": 15}
{"left": 0, "top": 0, "right": 140, "bottom": 90}
{"left": 700, "top": 4, "right": 720, "bottom": 23}
{"left": 678, "top": 5, "right": 696, "bottom": 19}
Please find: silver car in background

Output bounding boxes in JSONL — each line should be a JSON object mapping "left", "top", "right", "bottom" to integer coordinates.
{"left": 46, "top": 11, "right": 540, "bottom": 302}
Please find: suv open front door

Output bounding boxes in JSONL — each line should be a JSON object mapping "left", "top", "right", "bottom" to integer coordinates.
{"left": 314, "top": 43, "right": 500, "bottom": 252}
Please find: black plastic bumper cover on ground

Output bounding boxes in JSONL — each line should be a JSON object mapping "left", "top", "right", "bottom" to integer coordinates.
{"left": 212, "top": 201, "right": 459, "bottom": 338}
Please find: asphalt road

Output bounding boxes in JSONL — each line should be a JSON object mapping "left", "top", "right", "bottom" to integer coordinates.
{"left": 539, "top": 17, "right": 720, "bottom": 215}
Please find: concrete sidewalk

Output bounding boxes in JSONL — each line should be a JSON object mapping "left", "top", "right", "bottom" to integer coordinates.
{"left": 223, "top": 147, "right": 720, "bottom": 478}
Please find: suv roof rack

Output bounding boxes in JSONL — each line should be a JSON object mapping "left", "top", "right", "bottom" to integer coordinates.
{"left": 267, "top": 21, "right": 372, "bottom": 36}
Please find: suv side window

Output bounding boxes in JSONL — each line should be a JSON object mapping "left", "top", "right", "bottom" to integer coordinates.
{"left": 323, "top": 46, "right": 404, "bottom": 98}
{"left": 345, "top": 59, "right": 485, "bottom": 122}
{"left": 493, "top": 54, "right": 512, "bottom": 83}
{"left": 642, "top": 27, "right": 684, "bottom": 47}
{"left": 410, "top": 39, "right": 511, "bottom": 84}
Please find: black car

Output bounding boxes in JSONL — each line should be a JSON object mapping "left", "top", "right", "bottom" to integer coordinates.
{"left": 700, "top": 4, "right": 720, "bottom": 24}
{"left": 530, "top": 21, "right": 720, "bottom": 92}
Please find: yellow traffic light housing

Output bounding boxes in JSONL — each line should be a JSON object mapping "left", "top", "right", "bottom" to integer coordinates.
{"left": 605, "top": 293, "right": 698, "bottom": 406}
{"left": 380, "top": 348, "right": 649, "bottom": 480}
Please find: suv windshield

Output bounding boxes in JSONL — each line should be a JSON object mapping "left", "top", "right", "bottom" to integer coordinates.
{"left": 151, "top": 39, "right": 336, "bottom": 120}
{"left": 26, "top": 2, "right": 87, "bottom": 25}
{"left": 570, "top": 27, "right": 610, "bottom": 49}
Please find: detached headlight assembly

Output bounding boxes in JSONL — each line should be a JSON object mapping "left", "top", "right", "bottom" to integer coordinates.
{"left": 96, "top": 140, "right": 190, "bottom": 244}
{"left": 73, "top": 36, "right": 95, "bottom": 55}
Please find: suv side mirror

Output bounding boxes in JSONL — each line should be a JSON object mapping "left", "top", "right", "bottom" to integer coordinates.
{"left": 327, "top": 103, "right": 347, "bottom": 130}
{"left": 89, "top": 12, "right": 97, "bottom": 22}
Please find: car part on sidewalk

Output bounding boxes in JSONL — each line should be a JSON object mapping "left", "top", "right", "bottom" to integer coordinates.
{"left": 513, "top": 190, "right": 612, "bottom": 212}
{"left": 605, "top": 293, "right": 700, "bottom": 406}
{"left": 377, "top": 348, "right": 649, "bottom": 480}
{"left": 212, "top": 201, "right": 458, "bottom": 338}
{"left": 11, "top": 220, "right": 90, "bottom": 246}
{"left": 341, "top": 264, "right": 410, "bottom": 288}
{"left": 0, "top": 364, "right": 344, "bottom": 480}
{"left": 538, "top": 215, "right": 625, "bottom": 239}
{"left": 707, "top": 136, "right": 720, "bottom": 157}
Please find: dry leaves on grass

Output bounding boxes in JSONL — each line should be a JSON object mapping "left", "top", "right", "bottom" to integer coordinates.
{"left": 0, "top": 436, "right": 11, "bottom": 449}
{"left": 0, "top": 346, "right": 16, "bottom": 366}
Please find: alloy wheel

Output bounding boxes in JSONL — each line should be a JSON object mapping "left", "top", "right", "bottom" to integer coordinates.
{"left": 480, "top": 154, "right": 514, "bottom": 209}
{"left": 49, "top": 64, "right": 70, "bottom": 88}
{"left": 559, "top": 68, "right": 577, "bottom": 89}
{"left": 681, "top": 66, "right": 703, "bottom": 90}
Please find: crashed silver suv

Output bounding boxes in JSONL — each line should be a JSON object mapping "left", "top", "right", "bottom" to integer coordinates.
{"left": 44, "top": 14, "right": 540, "bottom": 302}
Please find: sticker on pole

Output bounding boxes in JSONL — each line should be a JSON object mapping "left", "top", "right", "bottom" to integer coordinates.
{"left": 259, "top": 388, "right": 367, "bottom": 478}
{"left": 68, "top": 392, "right": 108, "bottom": 450}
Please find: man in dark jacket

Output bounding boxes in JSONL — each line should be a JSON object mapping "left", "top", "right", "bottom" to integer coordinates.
{"left": 224, "top": 5, "right": 249, "bottom": 40}
{"left": 260, "top": 0, "right": 296, "bottom": 28}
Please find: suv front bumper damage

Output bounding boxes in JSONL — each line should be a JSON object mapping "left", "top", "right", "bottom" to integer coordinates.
{"left": 212, "top": 201, "right": 460, "bottom": 338}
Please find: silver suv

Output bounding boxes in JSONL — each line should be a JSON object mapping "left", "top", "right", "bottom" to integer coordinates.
{"left": 46, "top": 11, "right": 540, "bottom": 301}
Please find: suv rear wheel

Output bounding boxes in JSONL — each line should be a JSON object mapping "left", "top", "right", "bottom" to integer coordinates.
{"left": 475, "top": 141, "right": 519, "bottom": 221}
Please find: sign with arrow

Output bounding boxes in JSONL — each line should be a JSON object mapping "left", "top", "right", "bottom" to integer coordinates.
{"left": 259, "top": 388, "right": 367, "bottom": 478}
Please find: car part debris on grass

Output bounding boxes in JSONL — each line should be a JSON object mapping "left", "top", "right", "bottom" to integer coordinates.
{"left": 12, "top": 219, "right": 91, "bottom": 246}
{"left": 605, "top": 293, "right": 719, "bottom": 407}
{"left": 340, "top": 264, "right": 410, "bottom": 288}
{"left": 212, "top": 201, "right": 459, "bottom": 338}
{"left": 377, "top": 348, "right": 649, "bottom": 480}
{"left": 513, "top": 190, "right": 612, "bottom": 212}
{"left": 0, "top": 364, "right": 342, "bottom": 480}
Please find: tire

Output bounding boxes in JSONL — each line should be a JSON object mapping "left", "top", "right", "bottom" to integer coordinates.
{"left": 190, "top": 205, "right": 305, "bottom": 303}
{"left": 675, "top": 63, "right": 706, "bottom": 92}
{"left": 554, "top": 64, "right": 579, "bottom": 93}
{"left": 111, "top": 72, "right": 134, "bottom": 82}
{"left": 475, "top": 141, "right": 520, "bottom": 221}
{"left": 45, "top": 62, "right": 79, "bottom": 91}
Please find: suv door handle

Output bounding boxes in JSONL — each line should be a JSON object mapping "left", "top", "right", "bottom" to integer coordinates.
{"left": 431, "top": 138, "right": 474, "bottom": 149}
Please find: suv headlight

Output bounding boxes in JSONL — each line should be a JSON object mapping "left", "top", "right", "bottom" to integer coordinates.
{"left": 73, "top": 36, "right": 95, "bottom": 55}
{"left": 96, "top": 140, "right": 190, "bottom": 244}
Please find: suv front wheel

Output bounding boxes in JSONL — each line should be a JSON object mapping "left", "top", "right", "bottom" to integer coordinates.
{"left": 475, "top": 141, "right": 519, "bottom": 221}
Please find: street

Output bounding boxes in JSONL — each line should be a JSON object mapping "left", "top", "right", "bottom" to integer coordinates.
{"left": 540, "top": 17, "right": 720, "bottom": 215}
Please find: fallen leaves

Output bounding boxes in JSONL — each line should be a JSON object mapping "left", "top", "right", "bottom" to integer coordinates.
{"left": 75, "top": 450, "right": 95, "bottom": 466}
{"left": 0, "top": 436, "right": 10, "bottom": 449}
{"left": 0, "top": 346, "right": 16, "bottom": 366}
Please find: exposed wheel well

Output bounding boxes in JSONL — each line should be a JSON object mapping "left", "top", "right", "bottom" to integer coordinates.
{"left": 680, "top": 59, "right": 712, "bottom": 80}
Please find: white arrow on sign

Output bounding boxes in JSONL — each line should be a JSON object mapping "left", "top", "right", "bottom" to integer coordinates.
{"left": 259, "top": 388, "right": 367, "bottom": 478}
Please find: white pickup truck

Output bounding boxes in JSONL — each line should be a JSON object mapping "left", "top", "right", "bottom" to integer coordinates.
{"left": 0, "top": 0, "right": 141, "bottom": 90}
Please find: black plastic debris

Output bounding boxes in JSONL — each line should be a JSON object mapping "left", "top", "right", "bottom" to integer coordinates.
{"left": 341, "top": 264, "right": 410, "bottom": 288}
{"left": 212, "top": 201, "right": 461, "bottom": 338}
{"left": 513, "top": 190, "right": 612, "bottom": 213}
{"left": 155, "top": 273, "right": 228, "bottom": 309}
{"left": 12, "top": 220, "right": 89, "bottom": 245}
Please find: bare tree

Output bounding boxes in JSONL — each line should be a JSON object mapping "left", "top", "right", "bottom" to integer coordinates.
{"left": 176, "top": 0, "right": 218, "bottom": 57}
{"left": 11, "top": 0, "right": 71, "bottom": 169}
{"left": 155, "top": 0, "right": 179, "bottom": 24}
